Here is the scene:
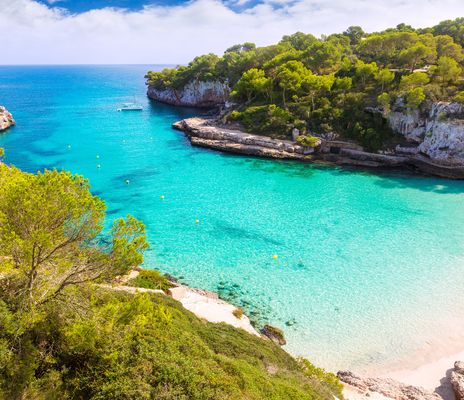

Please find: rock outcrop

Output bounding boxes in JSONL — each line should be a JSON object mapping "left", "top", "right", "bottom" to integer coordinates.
{"left": 388, "top": 102, "right": 464, "bottom": 164}
{"left": 451, "top": 361, "right": 464, "bottom": 400}
{"left": 147, "top": 80, "right": 229, "bottom": 108}
{"left": 173, "top": 117, "right": 310, "bottom": 160}
{"left": 261, "top": 325, "right": 286, "bottom": 346}
{"left": 0, "top": 106, "right": 15, "bottom": 131}
{"left": 174, "top": 117, "right": 464, "bottom": 178}
{"left": 337, "top": 371, "right": 441, "bottom": 400}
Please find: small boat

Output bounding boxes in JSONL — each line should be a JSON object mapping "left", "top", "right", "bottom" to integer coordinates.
{"left": 117, "top": 102, "right": 143, "bottom": 112}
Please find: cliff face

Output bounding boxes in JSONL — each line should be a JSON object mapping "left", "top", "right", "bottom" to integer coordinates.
{"left": 388, "top": 102, "right": 464, "bottom": 165}
{"left": 147, "top": 80, "right": 230, "bottom": 108}
{"left": 0, "top": 106, "right": 15, "bottom": 131}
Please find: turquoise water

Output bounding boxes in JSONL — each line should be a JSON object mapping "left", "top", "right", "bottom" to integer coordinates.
{"left": 2, "top": 65, "right": 464, "bottom": 372}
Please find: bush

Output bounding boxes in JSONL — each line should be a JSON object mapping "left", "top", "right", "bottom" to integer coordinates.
{"left": 296, "top": 135, "right": 320, "bottom": 148}
{"left": 229, "top": 105, "right": 294, "bottom": 138}
{"left": 232, "top": 308, "right": 244, "bottom": 319}
{"left": 128, "top": 269, "right": 173, "bottom": 291}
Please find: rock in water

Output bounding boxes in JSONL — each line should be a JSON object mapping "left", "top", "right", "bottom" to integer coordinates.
{"left": 451, "top": 361, "right": 464, "bottom": 400}
{"left": 337, "top": 370, "right": 441, "bottom": 400}
{"left": 261, "top": 325, "right": 286, "bottom": 346}
{"left": 0, "top": 106, "right": 15, "bottom": 131}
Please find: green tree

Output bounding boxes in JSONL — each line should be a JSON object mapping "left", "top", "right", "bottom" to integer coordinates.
{"left": 399, "top": 72, "right": 430, "bottom": 90}
{"left": 377, "top": 92, "right": 391, "bottom": 115}
{"left": 406, "top": 87, "right": 426, "bottom": 109}
{"left": 430, "top": 56, "right": 462, "bottom": 85}
{"left": 399, "top": 43, "right": 435, "bottom": 71}
{"left": 232, "top": 68, "right": 271, "bottom": 103}
{"left": 276, "top": 61, "right": 312, "bottom": 106}
{"left": 0, "top": 166, "right": 148, "bottom": 312}
{"left": 355, "top": 60, "right": 379, "bottom": 85}
{"left": 375, "top": 68, "right": 395, "bottom": 91}
{"left": 343, "top": 26, "right": 365, "bottom": 46}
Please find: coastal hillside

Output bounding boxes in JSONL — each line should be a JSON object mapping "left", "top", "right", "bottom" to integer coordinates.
{"left": 0, "top": 155, "right": 342, "bottom": 400}
{"left": 146, "top": 18, "right": 464, "bottom": 155}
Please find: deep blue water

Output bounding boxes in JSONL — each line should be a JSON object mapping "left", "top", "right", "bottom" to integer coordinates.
{"left": 1, "top": 65, "right": 464, "bottom": 372}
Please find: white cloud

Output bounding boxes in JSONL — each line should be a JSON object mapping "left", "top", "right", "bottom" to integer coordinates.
{"left": 1, "top": 0, "right": 464, "bottom": 64}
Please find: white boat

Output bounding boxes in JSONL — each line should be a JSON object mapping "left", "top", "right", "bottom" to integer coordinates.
{"left": 118, "top": 102, "right": 143, "bottom": 112}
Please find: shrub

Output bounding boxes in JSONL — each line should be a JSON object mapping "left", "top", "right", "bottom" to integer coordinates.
{"left": 232, "top": 308, "right": 244, "bottom": 319}
{"left": 128, "top": 269, "right": 173, "bottom": 291}
{"left": 454, "top": 91, "right": 464, "bottom": 102}
{"left": 296, "top": 135, "right": 321, "bottom": 148}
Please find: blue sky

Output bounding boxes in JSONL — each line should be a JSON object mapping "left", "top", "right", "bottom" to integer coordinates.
{"left": 3, "top": 0, "right": 464, "bottom": 64}
{"left": 38, "top": 0, "right": 187, "bottom": 12}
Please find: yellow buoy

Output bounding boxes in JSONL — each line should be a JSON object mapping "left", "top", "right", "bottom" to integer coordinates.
{"left": 160, "top": 195, "right": 165, "bottom": 200}
{"left": 272, "top": 255, "right": 278, "bottom": 260}
{"left": 195, "top": 219, "right": 200, "bottom": 224}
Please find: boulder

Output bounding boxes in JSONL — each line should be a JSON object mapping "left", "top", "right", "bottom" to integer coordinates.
{"left": 0, "top": 106, "right": 15, "bottom": 131}
{"left": 337, "top": 370, "right": 441, "bottom": 400}
{"left": 451, "top": 361, "right": 464, "bottom": 400}
{"left": 261, "top": 325, "right": 286, "bottom": 346}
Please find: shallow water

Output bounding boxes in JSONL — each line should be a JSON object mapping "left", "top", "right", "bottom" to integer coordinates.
{"left": 1, "top": 65, "right": 464, "bottom": 372}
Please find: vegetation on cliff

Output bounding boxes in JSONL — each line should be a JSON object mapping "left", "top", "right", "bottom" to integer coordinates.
{"left": 0, "top": 156, "right": 342, "bottom": 399}
{"left": 146, "top": 18, "right": 464, "bottom": 150}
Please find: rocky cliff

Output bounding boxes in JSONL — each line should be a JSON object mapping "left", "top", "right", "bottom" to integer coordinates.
{"left": 0, "top": 106, "right": 15, "bottom": 131}
{"left": 147, "top": 80, "right": 230, "bottom": 108}
{"left": 388, "top": 102, "right": 464, "bottom": 165}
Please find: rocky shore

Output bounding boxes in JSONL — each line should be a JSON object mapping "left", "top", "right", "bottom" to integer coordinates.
{"left": 339, "top": 361, "right": 464, "bottom": 400}
{"left": 173, "top": 117, "right": 464, "bottom": 179}
{"left": 0, "top": 106, "right": 15, "bottom": 131}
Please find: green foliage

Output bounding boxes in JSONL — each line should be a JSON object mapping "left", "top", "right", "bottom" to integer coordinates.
{"left": 0, "top": 165, "right": 148, "bottom": 313}
{"left": 229, "top": 105, "right": 295, "bottom": 138}
{"left": 406, "top": 87, "right": 426, "bottom": 109}
{"left": 377, "top": 92, "right": 391, "bottom": 114}
{"left": 454, "top": 91, "right": 464, "bottom": 102}
{"left": 375, "top": 68, "right": 395, "bottom": 90}
{"left": 430, "top": 56, "right": 462, "bottom": 85}
{"left": 298, "top": 358, "right": 344, "bottom": 396}
{"left": 231, "top": 68, "right": 271, "bottom": 103}
{"left": 399, "top": 72, "right": 430, "bottom": 91}
{"left": 128, "top": 269, "right": 173, "bottom": 291}
{"left": 355, "top": 60, "right": 378, "bottom": 85}
{"left": 296, "top": 135, "right": 320, "bottom": 148}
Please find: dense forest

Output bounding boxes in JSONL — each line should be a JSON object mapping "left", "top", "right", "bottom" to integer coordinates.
{"left": 0, "top": 149, "right": 342, "bottom": 399}
{"left": 146, "top": 18, "right": 464, "bottom": 150}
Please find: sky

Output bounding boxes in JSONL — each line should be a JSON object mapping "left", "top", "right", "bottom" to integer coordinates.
{"left": 2, "top": 0, "right": 464, "bottom": 64}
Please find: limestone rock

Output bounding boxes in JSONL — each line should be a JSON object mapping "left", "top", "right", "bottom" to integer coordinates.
{"left": 388, "top": 102, "right": 464, "bottom": 164}
{"left": 147, "top": 80, "right": 229, "bottom": 107}
{"left": 451, "top": 361, "right": 464, "bottom": 400}
{"left": 337, "top": 371, "right": 441, "bottom": 400}
{"left": 261, "top": 325, "right": 286, "bottom": 346}
{"left": 0, "top": 106, "right": 15, "bottom": 131}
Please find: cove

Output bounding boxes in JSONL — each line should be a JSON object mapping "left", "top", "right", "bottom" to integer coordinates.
{"left": 1, "top": 65, "right": 464, "bottom": 373}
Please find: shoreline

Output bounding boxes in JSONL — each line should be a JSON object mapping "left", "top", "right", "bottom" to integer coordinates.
{"left": 118, "top": 269, "right": 463, "bottom": 399}
{"left": 173, "top": 116, "right": 464, "bottom": 180}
